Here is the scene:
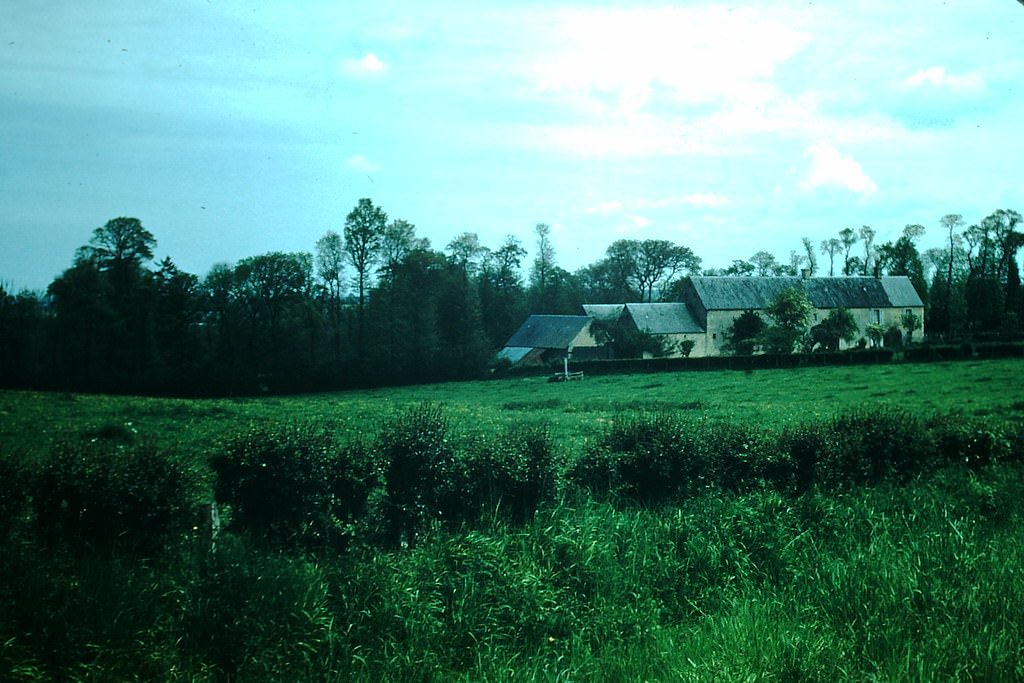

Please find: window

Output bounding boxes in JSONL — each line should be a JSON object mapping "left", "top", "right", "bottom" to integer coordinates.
{"left": 872, "top": 309, "right": 881, "bottom": 324}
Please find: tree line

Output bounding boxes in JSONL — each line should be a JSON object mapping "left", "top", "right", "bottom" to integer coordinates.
{"left": 1, "top": 203, "right": 1021, "bottom": 395}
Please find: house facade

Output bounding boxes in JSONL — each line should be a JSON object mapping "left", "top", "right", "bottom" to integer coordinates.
{"left": 677, "top": 276, "right": 925, "bottom": 356}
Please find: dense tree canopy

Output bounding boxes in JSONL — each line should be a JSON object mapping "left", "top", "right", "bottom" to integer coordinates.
{"left": 3, "top": 202, "right": 1023, "bottom": 394}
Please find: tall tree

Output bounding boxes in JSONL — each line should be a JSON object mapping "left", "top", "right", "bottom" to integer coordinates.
{"left": 634, "top": 239, "right": 701, "bottom": 301}
{"left": 77, "top": 217, "right": 157, "bottom": 296}
{"left": 344, "top": 198, "right": 387, "bottom": 346}
{"left": 380, "top": 219, "right": 427, "bottom": 278}
{"left": 838, "top": 228, "right": 859, "bottom": 276}
{"left": 749, "top": 251, "right": 784, "bottom": 277}
{"left": 939, "top": 214, "right": 965, "bottom": 335}
{"left": 859, "top": 225, "right": 876, "bottom": 275}
{"left": 802, "top": 237, "right": 818, "bottom": 276}
{"left": 820, "top": 238, "right": 841, "bottom": 277}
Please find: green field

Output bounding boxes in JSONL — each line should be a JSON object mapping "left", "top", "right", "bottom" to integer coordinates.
{"left": 2, "top": 359, "right": 1024, "bottom": 681}
{"left": 3, "top": 358, "right": 1022, "bottom": 456}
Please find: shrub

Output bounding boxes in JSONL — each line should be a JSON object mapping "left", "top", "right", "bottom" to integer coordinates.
{"left": 378, "top": 404, "right": 454, "bottom": 547}
{"left": 777, "top": 422, "right": 831, "bottom": 493}
{"left": 925, "top": 414, "right": 1012, "bottom": 469}
{"left": 211, "top": 423, "right": 375, "bottom": 551}
{"left": 32, "top": 438, "right": 204, "bottom": 556}
{"left": 567, "top": 414, "right": 706, "bottom": 505}
{"left": 468, "top": 423, "right": 556, "bottom": 525}
{"left": 700, "top": 421, "right": 773, "bottom": 493}
{"left": 821, "top": 406, "right": 934, "bottom": 487}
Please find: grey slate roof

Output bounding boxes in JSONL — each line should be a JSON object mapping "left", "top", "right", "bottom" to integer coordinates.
{"left": 582, "top": 303, "right": 625, "bottom": 320}
{"left": 625, "top": 303, "right": 704, "bottom": 334}
{"left": 688, "top": 276, "right": 923, "bottom": 311}
{"left": 503, "top": 315, "right": 594, "bottom": 349}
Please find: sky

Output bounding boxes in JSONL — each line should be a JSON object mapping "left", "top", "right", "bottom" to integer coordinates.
{"left": 2, "top": 0, "right": 1023, "bottom": 292}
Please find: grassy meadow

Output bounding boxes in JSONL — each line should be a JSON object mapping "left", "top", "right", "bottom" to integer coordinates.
{"left": 2, "top": 358, "right": 1024, "bottom": 680}
{"left": 3, "top": 358, "right": 1022, "bottom": 456}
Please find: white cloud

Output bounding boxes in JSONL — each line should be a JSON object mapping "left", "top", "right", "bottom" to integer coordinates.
{"left": 530, "top": 7, "right": 808, "bottom": 114}
{"left": 629, "top": 215, "right": 652, "bottom": 228}
{"left": 344, "top": 153, "right": 381, "bottom": 173}
{"left": 682, "top": 193, "right": 729, "bottom": 208}
{"left": 339, "top": 52, "right": 386, "bottom": 77}
{"left": 904, "top": 66, "right": 982, "bottom": 90}
{"left": 585, "top": 200, "right": 624, "bottom": 215}
{"left": 800, "top": 142, "right": 877, "bottom": 197}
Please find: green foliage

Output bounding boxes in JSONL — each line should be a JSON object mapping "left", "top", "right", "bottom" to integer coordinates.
{"left": 31, "top": 438, "right": 203, "bottom": 556}
{"left": 764, "top": 286, "right": 814, "bottom": 330}
{"left": 211, "top": 423, "right": 376, "bottom": 551}
{"left": 377, "top": 403, "right": 455, "bottom": 547}
{"left": 723, "top": 310, "right": 764, "bottom": 355}
{"left": 758, "top": 325, "right": 802, "bottom": 354}
{"left": 812, "top": 307, "right": 859, "bottom": 351}
{"left": 464, "top": 423, "right": 556, "bottom": 524}
{"left": 820, "top": 406, "right": 934, "bottom": 487}
{"left": 176, "top": 537, "right": 334, "bottom": 680}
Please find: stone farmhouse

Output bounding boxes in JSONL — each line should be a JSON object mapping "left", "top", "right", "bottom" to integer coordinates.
{"left": 677, "top": 275, "right": 925, "bottom": 356}
{"left": 501, "top": 276, "right": 925, "bottom": 366}
{"left": 498, "top": 314, "right": 609, "bottom": 367}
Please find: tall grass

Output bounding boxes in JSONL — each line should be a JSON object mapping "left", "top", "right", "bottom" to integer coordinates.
{"left": 3, "top": 377, "right": 1024, "bottom": 679}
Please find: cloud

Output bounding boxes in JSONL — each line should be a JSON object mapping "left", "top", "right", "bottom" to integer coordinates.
{"left": 800, "top": 142, "right": 877, "bottom": 197}
{"left": 904, "top": 66, "right": 982, "bottom": 90}
{"left": 339, "top": 52, "right": 386, "bottom": 77}
{"left": 530, "top": 7, "right": 808, "bottom": 115}
{"left": 344, "top": 154, "right": 381, "bottom": 173}
{"left": 585, "top": 200, "right": 624, "bottom": 215}
{"left": 628, "top": 215, "right": 652, "bottom": 228}
{"left": 682, "top": 193, "right": 729, "bottom": 208}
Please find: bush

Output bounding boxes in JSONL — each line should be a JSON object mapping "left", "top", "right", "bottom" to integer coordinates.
{"left": 211, "top": 423, "right": 375, "bottom": 551}
{"left": 925, "top": 414, "right": 1012, "bottom": 469}
{"left": 378, "top": 404, "right": 455, "bottom": 547}
{"left": 32, "top": 438, "right": 204, "bottom": 556}
{"left": 465, "top": 424, "right": 556, "bottom": 525}
{"left": 566, "top": 414, "right": 707, "bottom": 504}
{"left": 820, "top": 406, "right": 934, "bottom": 487}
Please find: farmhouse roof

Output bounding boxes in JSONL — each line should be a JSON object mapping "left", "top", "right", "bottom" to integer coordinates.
{"left": 503, "top": 315, "right": 594, "bottom": 350}
{"left": 582, "top": 303, "right": 625, "bottom": 320}
{"left": 687, "top": 276, "right": 923, "bottom": 310}
{"left": 625, "top": 302, "right": 704, "bottom": 334}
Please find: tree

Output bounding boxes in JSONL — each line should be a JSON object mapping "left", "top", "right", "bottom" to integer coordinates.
{"left": 315, "top": 230, "right": 346, "bottom": 302}
{"left": 77, "top": 217, "right": 157, "bottom": 295}
{"left": 811, "top": 307, "right": 858, "bottom": 351}
{"left": 749, "top": 251, "right": 784, "bottom": 277}
{"left": 838, "top": 228, "right": 859, "bottom": 276}
{"left": 723, "top": 310, "right": 765, "bottom": 355}
{"left": 859, "top": 225, "right": 876, "bottom": 275}
{"left": 820, "top": 239, "right": 841, "bottom": 277}
{"left": 760, "top": 286, "right": 814, "bottom": 354}
{"left": 529, "top": 223, "right": 555, "bottom": 295}
{"left": 634, "top": 239, "right": 701, "bottom": 301}
{"left": 877, "top": 234, "right": 927, "bottom": 303}
{"left": 901, "top": 310, "right": 922, "bottom": 344}
{"left": 380, "top": 219, "right": 426, "bottom": 276}
{"left": 939, "top": 214, "right": 966, "bottom": 335}
{"left": 344, "top": 198, "right": 387, "bottom": 346}
{"left": 722, "top": 259, "right": 756, "bottom": 277}
{"left": 802, "top": 237, "right": 818, "bottom": 276}
{"left": 446, "top": 232, "right": 488, "bottom": 278}
{"left": 479, "top": 236, "right": 527, "bottom": 348}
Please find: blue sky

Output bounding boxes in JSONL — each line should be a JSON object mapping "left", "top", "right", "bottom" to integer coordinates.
{"left": 2, "top": 1, "right": 1022, "bottom": 291}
